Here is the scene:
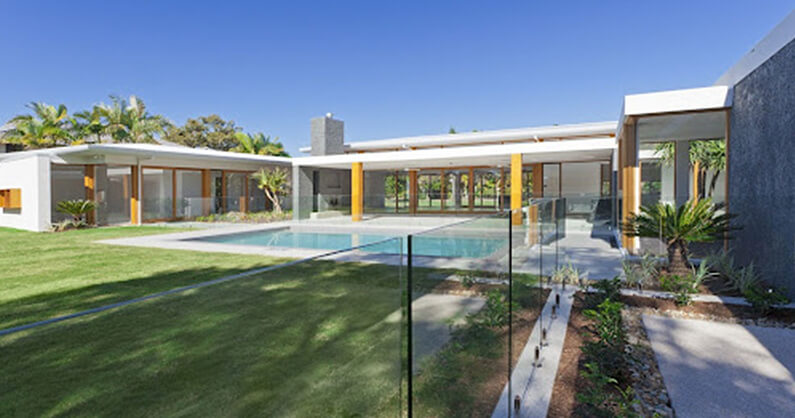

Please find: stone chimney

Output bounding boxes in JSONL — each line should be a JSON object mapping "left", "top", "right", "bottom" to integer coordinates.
{"left": 310, "top": 113, "right": 344, "bottom": 156}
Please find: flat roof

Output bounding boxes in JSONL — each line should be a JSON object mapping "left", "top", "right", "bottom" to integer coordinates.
{"left": 299, "top": 120, "right": 616, "bottom": 154}
{"left": 293, "top": 137, "right": 616, "bottom": 170}
{"left": 0, "top": 143, "right": 292, "bottom": 165}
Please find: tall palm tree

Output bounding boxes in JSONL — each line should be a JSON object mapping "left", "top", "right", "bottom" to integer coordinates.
{"left": 73, "top": 107, "right": 106, "bottom": 145}
{"left": 95, "top": 95, "right": 171, "bottom": 143}
{"left": 0, "top": 102, "right": 74, "bottom": 149}
{"left": 232, "top": 132, "right": 289, "bottom": 156}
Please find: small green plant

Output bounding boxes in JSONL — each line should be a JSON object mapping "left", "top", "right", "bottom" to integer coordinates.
{"left": 743, "top": 286, "right": 790, "bottom": 316}
{"left": 458, "top": 271, "right": 476, "bottom": 289}
{"left": 622, "top": 252, "right": 658, "bottom": 290}
{"left": 56, "top": 199, "right": 96, "bottom": 223}
{"left": 583, "top": 299, "right": 625, "bottom": 349}
{"left": 476, "top": 290, "right": 518, "bottom": 328}
{"left": 577, "top": 362, "right": 639, "bottom": 418}
{"left": 588, "top": 277, "right": 623, "bottom": 306}
{"left": 552, "top": 263, "right": 580, "bottom": 285}
{"left": 660, "top": 274, "right": 700, "bottom": 306}
{"left": 728, "top": 263, "right": 761, "bottom": 295}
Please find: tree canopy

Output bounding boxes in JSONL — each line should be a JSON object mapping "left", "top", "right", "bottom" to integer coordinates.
{"left": 164, "top": 114, "right": 240, "bottom": 150}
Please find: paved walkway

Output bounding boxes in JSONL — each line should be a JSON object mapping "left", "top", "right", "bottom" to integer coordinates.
{"left": 643, "top": 315, "right": 795, "bottom": 418}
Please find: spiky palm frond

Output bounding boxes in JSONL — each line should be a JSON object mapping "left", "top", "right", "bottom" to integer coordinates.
{"left": 250, "top": 167, "right": 289, "bottom": 212}
{"left": 1, "top": 102, "right": 74, "bottom": 149}
{"left": 56, "top": 199, "right": 96, "bottom": 222}
{"left": 623, "top": 199, "right": 733, "bottom": 245}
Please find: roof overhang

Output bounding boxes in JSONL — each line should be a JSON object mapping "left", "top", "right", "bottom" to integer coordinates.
{"left": 293, "top": 137, "right": 616, "bottom": 170}
{"left": 617, "top": 86, "right": 732, "bottom": 142}
{"left": 0, "top": 144, "right": 292, "bottom": 170}
{"left": 299, "top": 120, "right": 617, "bottom": 154}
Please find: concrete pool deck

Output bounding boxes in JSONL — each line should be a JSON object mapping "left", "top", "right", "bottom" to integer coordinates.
{"left": 99, "top": 215, "right": 624, "bottom": 278}
{"left": 643, "top": 315, "right": 795, "bottom": 418}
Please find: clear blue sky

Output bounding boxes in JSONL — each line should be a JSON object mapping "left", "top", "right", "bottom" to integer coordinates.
{"left": 1, "top": 1, "right": 792, "bottom": 155}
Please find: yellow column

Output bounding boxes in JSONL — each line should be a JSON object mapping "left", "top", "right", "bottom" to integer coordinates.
{"left": 511, "top": 154, "right": 522, "bottom": 225}
{"left": 620, "top": 120, "right": 640, "bottom": 253}
{"left": 84, "top": 164, "right": 95, "bottom": 225}
{"left": 692, "top": 161, "right": 700, "bottom": 203}
{"left": 351, "top": 162, "right": 363, "bottom": 221}
{"left": 131, "top": 166, "right": 140, "bottom": 225}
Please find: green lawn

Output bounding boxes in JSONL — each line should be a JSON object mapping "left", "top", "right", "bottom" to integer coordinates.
{"left": 0, "top": 227, "right": 292, "bottom": 330}
{"left": 0, "top": 227, "right": 403, "bottom": 416}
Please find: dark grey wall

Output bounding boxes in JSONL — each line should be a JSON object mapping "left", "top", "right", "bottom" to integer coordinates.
{"left": 729, "top": 38, "right": 795, "bottom": 296}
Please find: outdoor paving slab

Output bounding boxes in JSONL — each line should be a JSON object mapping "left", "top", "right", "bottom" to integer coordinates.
{"left": 643, "top": 315, "right": 795, "bottom": 418}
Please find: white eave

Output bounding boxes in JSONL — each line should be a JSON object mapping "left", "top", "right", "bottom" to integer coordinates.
{"left": 299, "top": 120, "right": 616, "bottom": 154}
{"left": 0, "top": 144, "right": 292, "bottom": 166}
{"left": 293, "top": 137, "right": 616, "bottom": 170}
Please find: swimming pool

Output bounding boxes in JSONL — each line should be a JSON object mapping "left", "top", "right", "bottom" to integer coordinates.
{"left": 194, "top": 229, "right": 507, "bottom": 258}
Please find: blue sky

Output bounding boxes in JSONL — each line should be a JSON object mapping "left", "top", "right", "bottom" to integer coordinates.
{"left": 1, "top": 1, "right": 792, "bottom": 155}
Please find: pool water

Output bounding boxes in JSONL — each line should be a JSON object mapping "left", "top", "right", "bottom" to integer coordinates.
{"left": 195, "top": 229, "right": 507, "bottom": 258}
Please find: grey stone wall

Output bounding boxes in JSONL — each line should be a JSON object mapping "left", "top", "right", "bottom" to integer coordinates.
{"left": 729, "top": 38, "right": 795, "bottom": 296}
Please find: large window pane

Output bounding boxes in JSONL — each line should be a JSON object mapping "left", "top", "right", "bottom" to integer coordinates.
{"left": 142, "top": 168, "right": 173, "bottom": 221}
{"left": 99, "top": 166, "right": 131, "bottom": 225}
{"left": 176, "top": 170, "right": 203, "bottom": 218}
{"left": 51, "top": 165, "right": 86, "bottom": 223}
{"left": 225, "top": 172, "right": 246, "bottom": 212}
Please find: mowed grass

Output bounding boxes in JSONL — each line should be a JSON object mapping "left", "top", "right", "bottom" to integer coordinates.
{"left": 0, "top": 226, "right": 291, "bottom": 330}
{"left": 0, "top": 259, "right": 403, "bottom": 417}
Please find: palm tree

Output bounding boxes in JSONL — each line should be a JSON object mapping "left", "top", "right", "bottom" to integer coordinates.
{"left": 0, "top": 102, "right": 74, "bottom": 149}
{"left": 653, "top": 140, "right": 726, "bottom": 198}
{"left": 232, "top": 132, "right": 290, "bottom": 156}
{"left": 623, "top": 199, "right": 734, "bottom": 275}
{"left": 73, "top": 107, "right": 106, "bottom": 145}
{"left": 95, "top": 95, "right": 171, "bottom": 143}
{"left": 250, "top": 167, "right": 289, "bottom": 212}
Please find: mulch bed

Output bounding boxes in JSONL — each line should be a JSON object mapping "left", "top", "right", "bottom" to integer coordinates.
{"left": 621, "top": 294, "right": 795, "bottom": 325}
{"left": 547, "top": 295, "right": 588, "bottom": 417}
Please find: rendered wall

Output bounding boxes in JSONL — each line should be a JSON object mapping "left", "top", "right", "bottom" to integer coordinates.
{"left": 729, "top": 38, "right": 795, "bottom": 296}
{"left": 0, "top": 155, "right": 51, "bottom": 232}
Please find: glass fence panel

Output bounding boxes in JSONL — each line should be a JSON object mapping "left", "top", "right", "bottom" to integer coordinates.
{"left": 0, "top": 239, "right": 405, "bottom": 417}
{"left": 408, "top": 213, "right": 516, "bottom": 416}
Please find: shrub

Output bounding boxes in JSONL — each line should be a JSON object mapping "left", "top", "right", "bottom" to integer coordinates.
{"left": 583, "top": 299, "right": 625, "bottom": 349}
{"left": 587, "top": 277, "right": 623, "bottom": 307}
{"left": 622, "top": 252, "right": 658, "bottom": 290}
{"left": 458, "top": 271, "right": 476, "bottom": 289}
{"left": 552, "top": 263, "right": 580, "bottom": 285}
{"left": 727, "top": 263, "right": 761, "bottom": 295}
{"left": 475, "top": 290, "right": 518, "bottom": 328}
{"left": 660, "top": 274, "right": 700, "bottom": 306}
{"left": 577, "top": 362, "right": 639, "bottom": 418}
{"left": 744, "top": 286, "right": 790, "bottom": 316}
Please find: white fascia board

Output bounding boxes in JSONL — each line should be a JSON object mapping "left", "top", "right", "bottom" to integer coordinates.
{"left": 623, "top": 86, "right": 732, "bottom": 117}
{"left": 0, "top": 144, "right": 292, "bottom": 167}
{"left": 343, "top": 121, "right": 617, "bottom": 151}
{"left": 293, "top": 137, "right": 617, "bottom": 169}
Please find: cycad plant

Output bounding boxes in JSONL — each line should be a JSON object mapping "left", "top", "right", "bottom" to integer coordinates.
{"left": 623, "top": 199, "right": 734, "bottom": 275}
{"left": 56, "top": 199, "right": 96, "bottom": 224}
{"left": 250, "top": 168, "right": 289, "bottom": 212}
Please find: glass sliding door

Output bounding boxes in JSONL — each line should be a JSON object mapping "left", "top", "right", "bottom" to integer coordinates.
{"left": 224, "top": 172, "right": 247, "bottom": 213}
{"left": 142, "top": 168, "right": 174, "bottom": 221}
{"left": 100, "top": 165, "right": 132, "bottom": 225}
{"left": 417, "top": 171, "right": 442, "bottom": 211}
{"left": 473, "top": 169, "right": 500, "bottom": 211}
{"left": 50, "top": 165, "right": 86, "bottom": 223}
{"left": 176, "top": 170, "right": 203, "bottom": 218}
{"left": 543, "top": 163, "right": 560, "bottom": 198}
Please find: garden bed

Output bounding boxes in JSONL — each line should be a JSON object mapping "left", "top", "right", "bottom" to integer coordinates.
{"left": 621, "top": 294, "right": 795, "bottom": 327}
{"left": 194, "top": 210, "right": 291, "bottom": 223}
